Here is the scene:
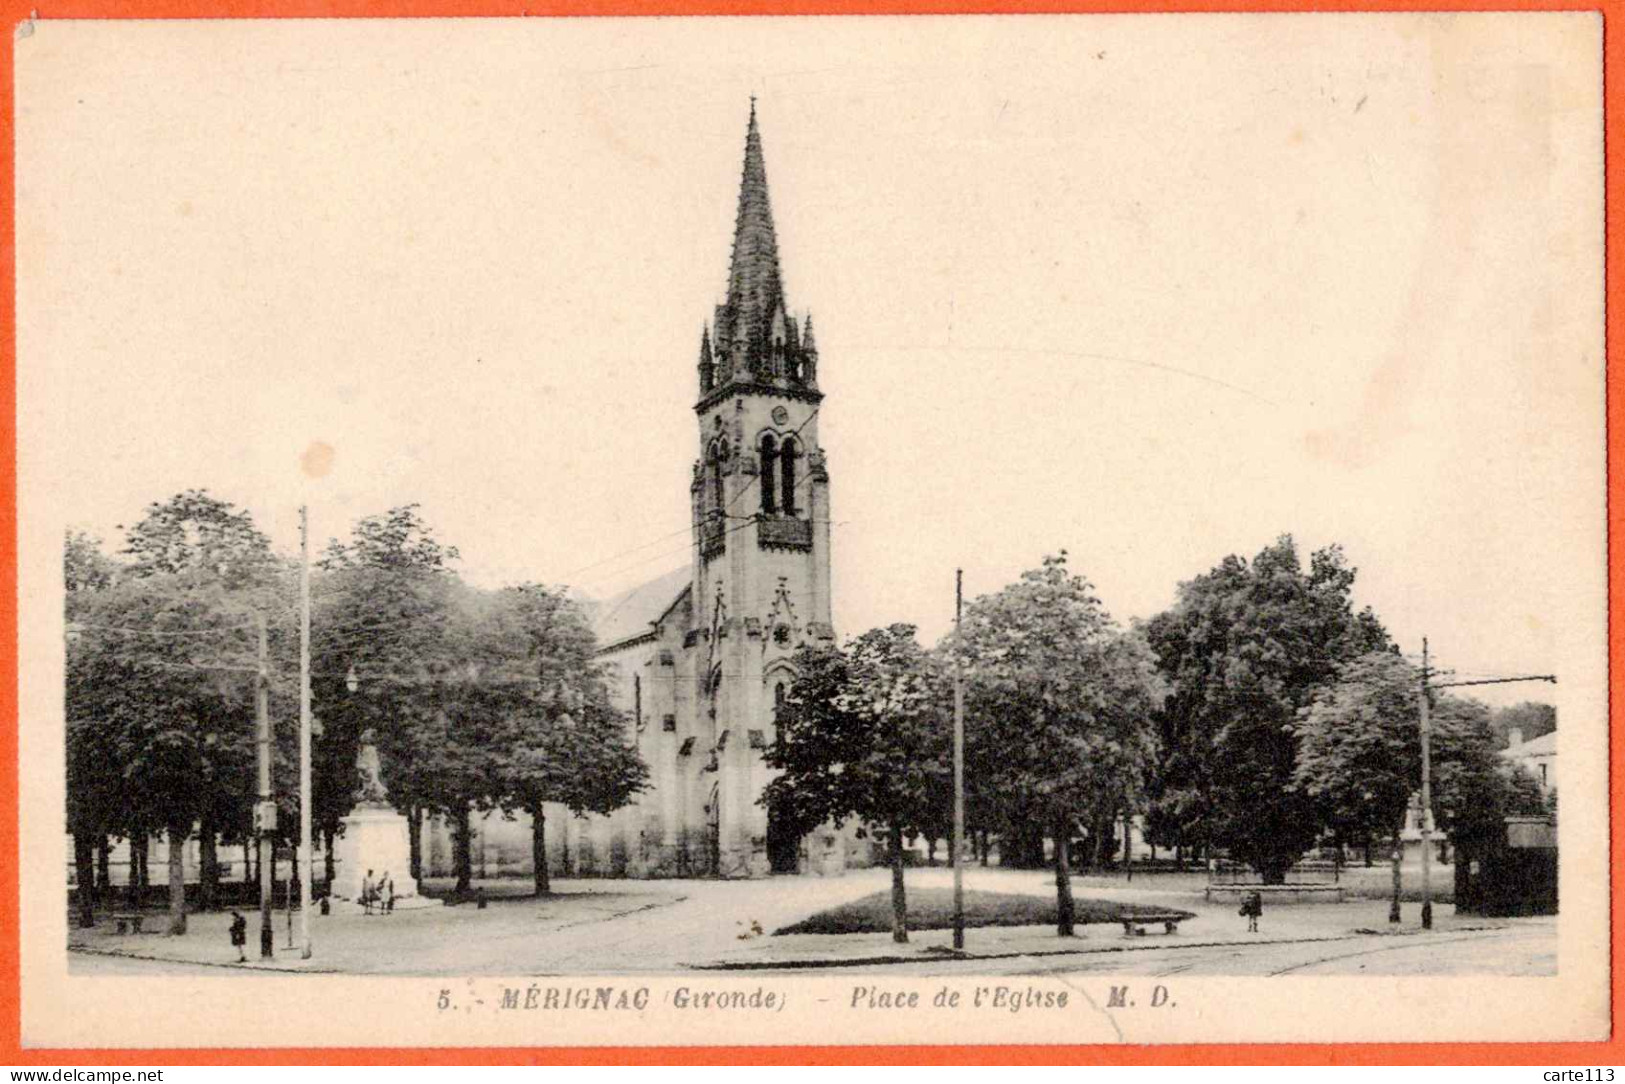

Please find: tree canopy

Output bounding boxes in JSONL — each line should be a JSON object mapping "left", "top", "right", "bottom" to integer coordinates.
{"left": 954, "top": 552, "right": 1161, "bottom": 931}
{"left": 1145, "top": 536, "right": 1391, "bottom": 882}
{"left": 764, "top": 624, "right": 948, "bottom": 942}
{"left": 67, "top": 495, "right": 646, "bottom": 920}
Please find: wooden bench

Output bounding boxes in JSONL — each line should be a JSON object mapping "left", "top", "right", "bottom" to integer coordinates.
{"left": 111, "top": 912, "right": 145, "bottom": 935}
{"left": 1120, "top": 913, "right": 1189, "bottom": 937}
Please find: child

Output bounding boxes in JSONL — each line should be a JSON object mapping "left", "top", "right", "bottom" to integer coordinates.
{"left": 229, "top": 911, "right": 247, "bottom": 962}
{"left": 1243, "top": 890, "right": 1262, "bottom": 933}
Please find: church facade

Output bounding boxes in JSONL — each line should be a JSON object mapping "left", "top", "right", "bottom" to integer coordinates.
{"left": 425, "top": 105, "right": 868, "bottom": 879}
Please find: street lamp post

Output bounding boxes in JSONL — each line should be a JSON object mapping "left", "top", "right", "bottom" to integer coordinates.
{"left": 952, "top": 569, "right": 966, "bottom": 952}
{"left": 1418, "top": 638, "right": 1433, "bottom": 930}
{"left": 299, "top": 505, "right": 314, "bottom": 959}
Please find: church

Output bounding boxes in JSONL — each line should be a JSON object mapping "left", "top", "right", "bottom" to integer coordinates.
{"left": 426, "top": 105, "right": 870, "bottom": 879}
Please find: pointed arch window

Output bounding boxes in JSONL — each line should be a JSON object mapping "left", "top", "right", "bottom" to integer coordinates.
{"left": 708, "top": 439, "right": 726, "bottom": 518}
{"left": 759, "top": 434, "right": 778, "bottom": 515}
{"left": 780, "top": 437, "right": 798, "bottom": 517}
{"left": 774, "top": 681, "right": 786, "bottom": 723}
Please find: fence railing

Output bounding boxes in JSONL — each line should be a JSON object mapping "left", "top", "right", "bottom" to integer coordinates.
{"left": 1207, "top": 858, "right": 1341, "bottom": 885}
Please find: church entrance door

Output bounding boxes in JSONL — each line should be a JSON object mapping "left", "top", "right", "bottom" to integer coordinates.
{"left": 766, "top": 807, "right": 801, "bottom": 874}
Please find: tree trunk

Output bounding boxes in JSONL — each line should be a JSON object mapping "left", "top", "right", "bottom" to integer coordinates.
{"left": 244, "top": 840, "right": 253, "bottom": 886}
{"left": 532, "top": 806, "right": 550, "bottom": 896}
{"left": 888, "top": 820, "right": 908, "bottom": 944}
{"left": 453, "top": 804, "right": 473, "bottom": 894}
{"left": 1364, "top": 837, "right": 1373, "bottom": 868}
{"left": 1054, "top": 822, "right": 1076, "bottom": 936}
{"left": 199, "top": 820, "right": 219, "bottom": 912}
{"left": 166, "top": 824, "right": 188, "bottom": 935}
{"left": 96, "top": 837, "right": 110, "bottom": 904}
{"left": 926, "top": 836, "right": 937, "bottom": 867}
{"left": 1123, "top": 810, "right": 1134, "bottom": 882}
{"left": 979, "top": 829, "right": 989, "bottom": 867}
{"left": 324, "top": 828, "right": 336, "bottom": 886}
{"left": 126, "top": 834, "right": 146, "bottom": 908}
{"left": 73, "top": 834, "right": 95, "bottom": 928}
{"left": 1389, "top": 825, "right": 1403, "bottom": 923}
{"left": 408, "top": 806, "right": 423, "bottom": 882}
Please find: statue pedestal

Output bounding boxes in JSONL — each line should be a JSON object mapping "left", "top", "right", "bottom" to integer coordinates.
{"left": 332, "top": 805, "right": 423, "bottom": 902}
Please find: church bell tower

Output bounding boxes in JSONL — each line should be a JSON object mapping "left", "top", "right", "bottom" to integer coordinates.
{"left": 690, "top": 101, "right": 835, "bottom": 877}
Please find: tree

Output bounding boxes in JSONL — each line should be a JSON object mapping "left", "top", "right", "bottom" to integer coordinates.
{"left": 1295, "top": 650, "right": 1419, "bottom": 921}
{"left": 65, "top": 532, "right": 121, "bottom": 925}
{"left": 122, "top": 489, "right": 275, "bottom": 588}
{"left": 1297, "top": 652, "right": 1528, "bottom": 922}
{"left": 64, "top": 494, "right": 278, "bottom": 934}
{"left": 1146, "top": 536, "right": 1390, "bottom": 883}
{"left": 65, "top": 530, "right": 119, "bottom": 594}
{"left": 314, "top": 505, "right": 462, "bottom": 885}
{"left": 1437, "top": 704, "right": 1551, "bottom": 911}
{"left": 121, "top": 491, "right": 282, "bottom": 919}
{"left": 764, "top": 625, "right": 949, "bottom": 943}
{"left": 66, "top": 573, "right": 263, "bottom": 934}
{"left": 313, "top": 508, "right": 641, "bottom": 897}
{"left": 495, "top": 583, "right": 646, "bottom": 895}
{"left": 1503, "top": 763, "right": 1548, "bottom": 816}
{"left": 955, "top": 553, "right": 1161, "bottom": 934}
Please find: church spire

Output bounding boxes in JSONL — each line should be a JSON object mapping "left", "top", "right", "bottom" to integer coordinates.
{"left": 717, "top": 99, "right": 786, "bottom": 373}
{"left": 700, "top": 101, "right": 818, "bottom": 403}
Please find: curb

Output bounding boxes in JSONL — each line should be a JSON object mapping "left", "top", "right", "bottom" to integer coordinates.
{"left": 689, "top": 923, "right": 1518, "bottom": 971}
{"left": 69, "top": 944, "right": 340, "bottom": 974}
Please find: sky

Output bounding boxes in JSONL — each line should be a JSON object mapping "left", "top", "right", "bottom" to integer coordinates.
{"left": 16, "top": 14, "right": 1603, "bottom": 712}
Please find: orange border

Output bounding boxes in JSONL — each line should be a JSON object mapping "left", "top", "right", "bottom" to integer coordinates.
{"left": 0, "top": 0, "right": 1617, "bottom": 1065}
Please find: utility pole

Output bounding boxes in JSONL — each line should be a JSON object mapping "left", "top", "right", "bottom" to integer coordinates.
{"left": 952, "top": 569, "right": 966, "bottom": 952}
{"left": 1415, "top": 638, "right": 1554, "bottom": 932}
{"left": 299, "top": 505, "right": 314, "bottom": 959}
{"left": 255, "top": 611, "right": 274, "bottom": 959}
{"left": 1418, "top": 638, "right": 1433, "bottom": 930}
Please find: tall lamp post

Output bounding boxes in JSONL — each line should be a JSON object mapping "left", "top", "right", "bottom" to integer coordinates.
{"left": 299, "top": 506, "right": 314, "bottom": 959}
{"left": 255, "top": 612, "right": 275, "bottom": 959}
{"left": 952, "top": 569, "right": 966, "bottom": 952}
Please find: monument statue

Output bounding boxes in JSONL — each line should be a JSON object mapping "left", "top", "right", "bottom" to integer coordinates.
{"left": 355, "top": 728, "right": 390, "bottom": 807}
{"left": 331, "top": 726, "right": 436, "bottom": 908}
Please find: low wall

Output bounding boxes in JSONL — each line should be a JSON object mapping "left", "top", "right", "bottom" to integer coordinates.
{"left": 1205, "top": 883, "right": 1345, "bottom": 905}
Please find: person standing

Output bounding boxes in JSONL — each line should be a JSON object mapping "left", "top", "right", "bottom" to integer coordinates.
{"left": 1245, "top": 890, "right": 1263, "bottom": 933}
{"left": 361, "top": 869, "right": 375, "bottom": 917}
{"left": 386, "top": 875, "right": 396, "bottom": 915}
{"left": 229, "top": 911, "right": 247, "bottom": 962}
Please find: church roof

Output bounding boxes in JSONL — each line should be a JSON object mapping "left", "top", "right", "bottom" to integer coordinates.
{"left": 592, "top": 566, "right": 691, "bottom": 652}
{"left": 716, "top": 100, "right": 786, "bottom": 355}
